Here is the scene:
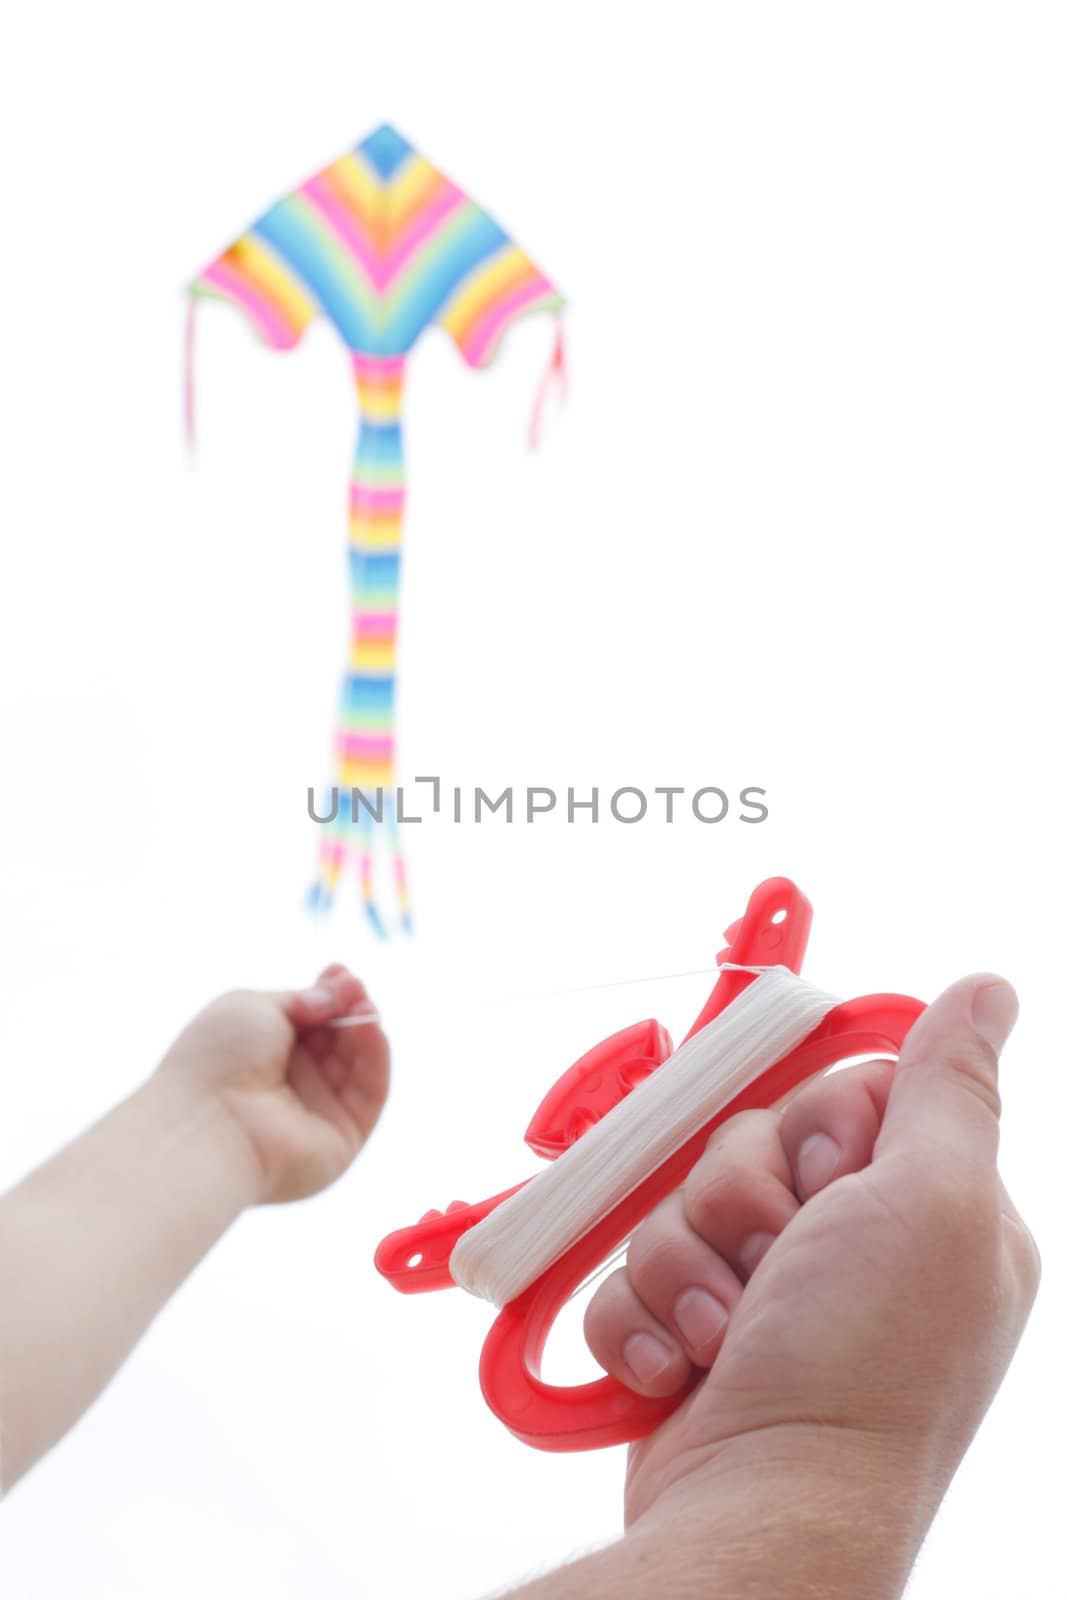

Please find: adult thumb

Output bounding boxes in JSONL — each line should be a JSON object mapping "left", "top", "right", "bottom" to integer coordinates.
{"left": 875, "top": 974, "right": 1018, "bottom": 1173}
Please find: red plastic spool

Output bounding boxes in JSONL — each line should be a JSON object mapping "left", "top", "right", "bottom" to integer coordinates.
{"left": 374, "top": 878, "right": 924, "bottom": 1450}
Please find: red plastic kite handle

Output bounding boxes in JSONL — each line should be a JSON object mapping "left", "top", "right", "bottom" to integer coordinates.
{"left": 374, "top": 879, "right": 925, "bottom": 1451}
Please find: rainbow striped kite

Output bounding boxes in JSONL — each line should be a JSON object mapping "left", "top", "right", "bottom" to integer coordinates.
{"left": 188, "top": 124, "right": 565, "bottom": 933}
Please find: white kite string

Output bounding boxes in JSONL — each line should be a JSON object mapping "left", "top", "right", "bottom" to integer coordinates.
{"left": 515, "top": 968, "right": 720, "bottom": 1000}
{"left": 449, "top": 967, "right": 839, "bottom": 1308}
{"left": 512, "top": 962, "right": 783, "bottom": 1003}
{"left": 563, "top": 1240, "right": 631, "bottom": 1307}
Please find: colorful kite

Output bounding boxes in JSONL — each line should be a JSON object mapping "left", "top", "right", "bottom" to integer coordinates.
{"left": 188, "top": 124, "right": 565, "bottom": 933}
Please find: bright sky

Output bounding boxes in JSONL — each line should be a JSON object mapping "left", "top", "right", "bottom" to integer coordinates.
{"left": 1, "top": 4, "right": 1064, "bottom": 1596}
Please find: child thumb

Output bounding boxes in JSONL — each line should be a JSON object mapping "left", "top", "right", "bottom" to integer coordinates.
{"left": 874, "top": 974, "right": 1018, "bottom": 1175}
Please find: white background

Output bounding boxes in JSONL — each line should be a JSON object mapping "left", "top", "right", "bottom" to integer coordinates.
{"left": 0, "top": 3, "right": 1064, "bottom": 1595}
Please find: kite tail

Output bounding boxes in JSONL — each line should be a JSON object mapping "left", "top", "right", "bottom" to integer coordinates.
{"left": 391, "top": 814, "right": 413, "bottom": 935}
{"left": 183, "top": 294, "right": 199, "bottom": 457}
{"left": 527, "top": 314, "right": 568, "bottom": 451}
{"left": 310, "top": 353, "right": 411, "bottom": 935}
{"left": 358, "top": 822, "right": 387, "bottom": 940}
{"left": 308, "top": 828, "right": 345, "bottom": 916}
{"left": 354, "top": 799, "right": 412, "bottom": 939}
{"left": 307, "top": 793, "right": 399, "bottom": 938}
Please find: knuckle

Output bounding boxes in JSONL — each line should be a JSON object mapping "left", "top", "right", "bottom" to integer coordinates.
{"left": 627, "top": 1227, "right": 693, "bottom": 1294}
{"left": 625, "top": 1195, "right": 684, "bottom": 1266}
{"left": 685, "top": 1161, "right": 781, "bottom": 1238}
{"left": 703, "top": 1109, "right": 773, "bottom": 1157}
{"left": 195, "top": 996, "right": 241, "bottom": 1042}
{"left": 205, "top": 989, "right": 254, "bottom": 1023}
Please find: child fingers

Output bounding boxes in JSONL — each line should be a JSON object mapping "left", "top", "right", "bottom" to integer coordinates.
{"left": 286, "top": 987, "right": 337, "bottom": 1028}
{"left": 334, "top": 1020, "right": 391, "bottom": 1133}
{"left": 778, "top": 1058, "right": 895, "bottom": 1200}
{"left": 683, "top": 1108, "right": 799, "bottom": 1279}
{"left": 584, "top": 1267, "right": 692, "bottom": 1397}
{"left": 315, "top": 965, "right": 369, "bottom": 1014}
{"left": 287, "top": 967, "right": 371, "bottom": 1028}
{"left": 625, "top": 1191, "right": 742, "bottom": 1365}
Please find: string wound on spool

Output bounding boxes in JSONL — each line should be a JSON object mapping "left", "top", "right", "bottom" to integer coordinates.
{"left": 449, "top": 966, "right": 840, "bottom": 1307}
{"left": 374, "top": 877, "right": 926, "bottom": 1453}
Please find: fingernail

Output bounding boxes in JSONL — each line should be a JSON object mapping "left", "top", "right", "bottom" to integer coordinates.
{"left": 971, "top": 981, "right": 1019, "bottom": 1050}
{"left": 673, "top": 1287, "right": 728, "bottom": 1351}
{"left": 739, "top": 1231, "right": 776, "bottom": 1277}
{"left": 299, "top": 985, "right": 332, "bottom": 1012}
{"left": 623, "top": 1332, "right": 673, "bottom": 1384}
{"left": 796, "top": 1132, "right": 841, "bottom": 1198}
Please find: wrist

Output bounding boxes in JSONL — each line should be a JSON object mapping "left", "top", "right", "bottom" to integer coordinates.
{"left": 142, "top": 1067, "right": 267, "bottom": 1214}
{"left": 637, "top": 1426, "right": 935, "bottom": 1600}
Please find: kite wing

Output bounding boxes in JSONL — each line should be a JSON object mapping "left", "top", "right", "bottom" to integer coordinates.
{"left": 190, "top": 124, "right": 562, "bottom": 360}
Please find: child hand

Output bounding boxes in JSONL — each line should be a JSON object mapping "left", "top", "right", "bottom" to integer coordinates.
{"left": 584, "top": 975, "right": 1040, "bottom": 1539}
{"left": 155, "top": 965, "right": 390, "bottom": 1205}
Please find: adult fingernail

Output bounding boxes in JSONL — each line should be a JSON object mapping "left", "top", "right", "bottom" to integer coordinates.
{"left": 623, "top": 1332, "right": 673, "bottom": 1384}
{"left": 971, "top": 981, "right": 1018, "bottom": 1051}
{"left": 739, "top": 1231, "right": 776, "bottom": 1277}
{"left": 796, "top": 1132, "right": 841, "bottom": 1198}
{"left": 299, "top": 985, "right": 332, "bottom": 1012}
{"left": 674, "top": 1287, "right": 728, "bottom": 1351}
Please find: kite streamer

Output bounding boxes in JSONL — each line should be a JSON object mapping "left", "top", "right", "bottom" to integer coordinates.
{"left": 318, "top": 353, "right": 409, "bottom": 934}
{"left": 188, "top": 124, "right": 564, "bottom": 932}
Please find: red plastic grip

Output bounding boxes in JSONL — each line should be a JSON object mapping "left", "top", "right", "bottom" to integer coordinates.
{"left": 477, "top": 991, "right": 924, "bottom": 1450}
{"left": 374, "top": 1020, "right": 675, "bottom": 1292}
{"left": 374, "top": 877, "right": 926, "bottom": 1452}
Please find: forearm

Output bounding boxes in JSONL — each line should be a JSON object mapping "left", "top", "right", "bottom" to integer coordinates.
{"left": 507, "top": 1443, "right": 930, "bottom": 1600}
{"left": 0, "top": 1072, "right": 258, "bottom": 1489}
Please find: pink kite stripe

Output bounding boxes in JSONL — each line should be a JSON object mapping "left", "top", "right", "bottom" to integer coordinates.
{"left": 350, "top": 614, "right": 398, "bottom": 640}
{"left": 303, "top": 176, "right": 383, "bottom": 288}
{"left": 349, "top": 484, "right": 406, "bottom": 514}
{"left": 201, "top": 260, "right": 300, "bottom": 349}
{"left": 338, "top": 730, "right": 395, "bottom": 757}
{"left": 464, "top": 277, "right": 554, "bottom": 367}
{"left": 353, "top": 352, "right": 407, "bottom": 382}
{"left": 386, "top": 184, "right": 467, "bottom": 280}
